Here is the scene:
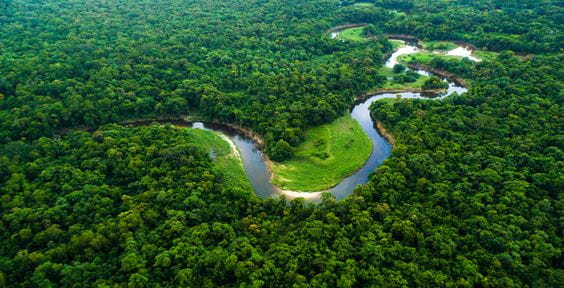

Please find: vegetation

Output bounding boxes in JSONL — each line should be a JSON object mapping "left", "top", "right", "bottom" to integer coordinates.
{"left": 399, "top": 52, "right": 449, "bottom": 64}
{"left": 393, "top": 63, "right": 407, "bottom": 73}
{"left": 369, "top": 52, "right": 562, "bottom": 288}
{"left": 188, "top": 128, "right": 252, "bottom": 191}
{"left": 421, "top": 40, "right": 458, "bottom": 51}
{"left": 473, "top": 50, "right": 501, "bottom": 61}
{"left": 377, "top": 67, "right": 430, "bottom": 90}
{"left": 336, "top": 26, "right": 369, "bottom": 41}
{"left": 422, "top": 76, "right": 449, "bottom": 90}
{"left": 389, "top": 39, "right": 405, "bottom": 50}
{"left": 382, "top": 0, "right": 563, "bottom": 53}
{"left": 351, "top": 2, "right": 375, "bottom": 8}
{"left": 0, "top": 125, "right": 258, "bottom": 287}
{"left": 0, "top": 0, "right": 393, "bottom": 162}
{"left": 271, "top": 115, "right": 372, "bottom": 191}
{"left": 399, "top": 52, "right": 476, "bottom": 79}
{"left": 0, "top": 0, "right": 562, "bottom": 287}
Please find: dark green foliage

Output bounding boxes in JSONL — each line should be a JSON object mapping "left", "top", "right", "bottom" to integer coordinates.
{"left": 393, "top": 63, "right": 407, "bottom": 73}
{"left": 368, "top": 53, "right": 563, "bottom": 287}
{"left": 0, "top": 125, "right": 260, "bottom": 287}
{"left": 429, "top": 56, "right": 474, "bottom": 78}
{"left": 393, "top": 70, "right": 420, "bottom": 83}
{"left": 0, "top": 0, "right": 562, "bottom": 287}
{"left": 269, "top": 139, "right": 294, "bottom": 161}
{"left": 375, "top": 0, "right": 415, "bottom": 11}
{"left": 384, "top": 0, "right": 563, "bottom": 53}
{"left": 362, "top": 24, "right": 379, "bottom": 36}
{"left": 422, "top": 76, "right": 449, "bottom": 89}
{"left": 0, "top": 0, "right": 389, "bottom": 155}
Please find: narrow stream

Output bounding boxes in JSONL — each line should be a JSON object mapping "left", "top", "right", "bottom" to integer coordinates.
{"left": 183, "top": 41, "right": 468, "bottom": 202}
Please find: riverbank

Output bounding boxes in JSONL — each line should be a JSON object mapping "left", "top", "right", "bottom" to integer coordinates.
{"left": 375, "top": 121, "right": 396, "bottom": 148}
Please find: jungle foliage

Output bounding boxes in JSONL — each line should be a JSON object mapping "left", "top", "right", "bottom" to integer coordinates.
{"left": 0, "top": 0, "right": 562, "bottom": 287}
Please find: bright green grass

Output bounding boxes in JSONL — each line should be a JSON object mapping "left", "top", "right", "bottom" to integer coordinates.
{"left": 271, "top": 115, "right": 372, "bottom": 191}
{"left": 337, "top": 27, "right": 367, "bottom": 42}
{"left": 402, "top": 48, "right": 495, "bottom": 64}
{"left": 352, "top": 2, "right": 375, "bottom": 7}
{"left": 421, "top": 41, "right": 458, "bottom": 51}
{"left": 187, "top": 128, "right": 252, "bottom": 191}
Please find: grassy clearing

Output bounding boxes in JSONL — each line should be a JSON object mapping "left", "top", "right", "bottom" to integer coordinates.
{"left": 271, "top": 115, "right": 372, "bottom": 191}
{"left": 352, "top": 2, "right": 375, "bottom": 7}
{"left": 337, "top": 27, "right": 367, "bottom": 41}
{"left": 403, "top": 46, "right": 497, "bottom": 63}
{"left": 398, "top": 51, "right": 446, "bottom": 64}
{"left": 187, "top": 128, "right": 252, "bottom": 191}
{"left": 421, "top": 41, "right": 458, "bottom": 51}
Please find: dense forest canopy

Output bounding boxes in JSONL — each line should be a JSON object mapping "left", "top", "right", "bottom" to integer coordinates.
{"left": 0, "top": 0, "right": 392, "bottom": 158}
{"left": 1, "top": 0, "right": 562, "bottom": 287}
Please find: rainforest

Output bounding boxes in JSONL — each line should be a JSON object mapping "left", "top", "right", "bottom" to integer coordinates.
{"left": 0, "top": 0, "right": 562, "bottom": 287}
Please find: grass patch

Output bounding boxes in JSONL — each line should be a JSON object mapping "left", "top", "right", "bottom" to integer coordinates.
{"left": 402, "top": 46, "right": 496, "bottom": 63}
{"left": 336, "top": 27, "right": 367, "bottom": 42}
{"left": 187, "top": 128, "right": 252, "bottom": 191}
{"left": 421, "top": 41, "right": 458, "bottom": 51}
{"left": 271, "top": 115, "right": 372, "bottom": 191}
{"left": 352, "top": 2, "right": 375, "bottom": 7}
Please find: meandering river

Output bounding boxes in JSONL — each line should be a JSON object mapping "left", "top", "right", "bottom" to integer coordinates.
{"left": 179, "top": 40, "right": 468, "bottom": 202}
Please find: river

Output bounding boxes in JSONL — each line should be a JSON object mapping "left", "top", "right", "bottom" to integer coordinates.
{"left": 179, "top": 40, "right": 468, "bottom": 202}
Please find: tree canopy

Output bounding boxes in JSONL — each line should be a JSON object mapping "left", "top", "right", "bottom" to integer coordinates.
{"left": 0, "top": 0, "right": 562, "bottom": 287}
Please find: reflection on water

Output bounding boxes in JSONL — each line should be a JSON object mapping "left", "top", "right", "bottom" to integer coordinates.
{"left": 385, "top": 44, "right": 420, "bottom": 68}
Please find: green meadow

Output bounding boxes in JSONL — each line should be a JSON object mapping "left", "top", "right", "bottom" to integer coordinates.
{"left": 336, "top": 27, "right": 367, "bottom": 41}
{"left": 271, "top": 115, "right": 372, "bottom": 191}
{"left": 352, "top": 2, "right": 375, "bottom": 7}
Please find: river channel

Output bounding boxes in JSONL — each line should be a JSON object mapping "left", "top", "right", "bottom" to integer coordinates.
{"left": 169, "top": 40, "right": 468, "bottom": 202}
